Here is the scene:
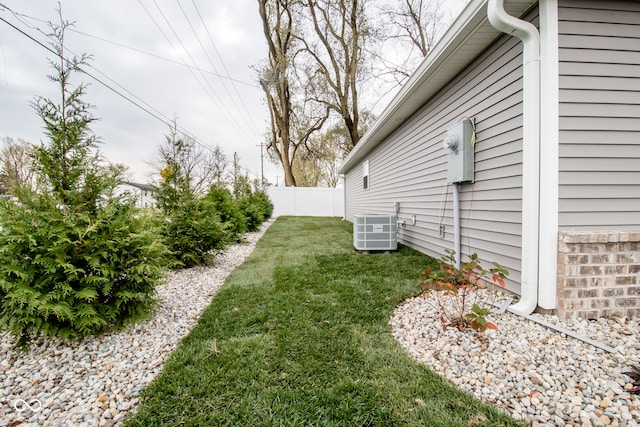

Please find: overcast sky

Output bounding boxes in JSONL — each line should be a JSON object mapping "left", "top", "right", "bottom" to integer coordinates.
{"left": 0, "top": 1, "right": 466, "bottom": 186}
{"left": 0, "top": 0, "right": 278, "bottom": 184}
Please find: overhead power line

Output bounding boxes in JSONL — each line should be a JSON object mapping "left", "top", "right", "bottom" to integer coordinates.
{"left": 138, "top": 0, "right": 257, "bottom": 148}
{"left": 71, "top": 29, "right": 259, "bottom": 88}
{"left": 0, "top": 11, "right": 212, "bottom": 153}
{"left": 3, "top": 5, "right": 260, "bottom": 89}
{"left": 0, "top": 2, "right": 269, "bottom": 178}
{"left": 184, "top": 0, "right": 263, "bottom": 137}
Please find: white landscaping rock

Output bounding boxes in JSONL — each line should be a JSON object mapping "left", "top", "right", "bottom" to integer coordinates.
{"left": 390, "top": 292, "right": 640, "bottom": 425}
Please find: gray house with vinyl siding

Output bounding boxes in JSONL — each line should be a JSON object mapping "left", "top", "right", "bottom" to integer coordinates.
{"left": 339, "top": 0, "right": 640, "bottom": 320}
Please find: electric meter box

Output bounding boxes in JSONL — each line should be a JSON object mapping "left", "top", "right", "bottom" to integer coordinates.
{"left": 443, "top": 119, "right": 474, "bottom": 183}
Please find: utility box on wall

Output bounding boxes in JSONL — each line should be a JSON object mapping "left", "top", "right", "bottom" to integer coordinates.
{"left": 443, "top": 119, "right": 475, "bottom": 183}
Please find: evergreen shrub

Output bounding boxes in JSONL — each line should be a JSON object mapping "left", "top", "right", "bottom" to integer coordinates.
{"left": 156, "top": 162, "right": 226, "bottom": 267}
{"left": 0, "top": 16, "right": 166, "bottom": 348}
{"left": 238, "top": 188, "right": 273, "bottom": 231}
{"left": 203, "top": 185, "right": 248, "bottom": 243}
{"left": 0, "top": 191, "right": 165, "bottom": 348}
{"left": 160, "top": 195, "right": 226, "bottom": 268}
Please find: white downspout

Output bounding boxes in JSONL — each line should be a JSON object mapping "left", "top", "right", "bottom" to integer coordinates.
{"left": 487, "top": 0, "right": 540, "bottom": 315}
{"left": 537, "top": 0, "right": 559, "bottom": 310}
{"left": 453, "top": 183, "right": 461, "bottom": 269}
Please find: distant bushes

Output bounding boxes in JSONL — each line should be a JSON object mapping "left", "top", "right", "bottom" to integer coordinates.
{"left": 159, "top": 184, "right": 272, "bottom": 268}
{"left": 203, "top": 186, "right": 249, "bottom": 242}
{"left": 156, "top": 156, "right": 272, "bottom": 268}
{"left": 238, "top": 188, "right": 274, "bottom": 232}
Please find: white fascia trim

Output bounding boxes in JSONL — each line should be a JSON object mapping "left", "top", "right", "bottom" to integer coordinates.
{"left": 538, "top": 0, "right": 559, "bottom": 309}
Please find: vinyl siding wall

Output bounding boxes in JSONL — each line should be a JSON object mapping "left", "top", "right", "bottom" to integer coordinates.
{"left": 558, "top": 0, "right": 640, "bottom": 230}
{"left": 345, "top": 17, "right": 535, "bottom": 291}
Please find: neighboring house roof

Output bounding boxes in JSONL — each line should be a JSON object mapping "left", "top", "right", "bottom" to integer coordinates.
{"left": 122, "top": 181, "right": 157, "bottom": 192}
{"left": 339, "top": 0, "right": 537, "bottom": 174}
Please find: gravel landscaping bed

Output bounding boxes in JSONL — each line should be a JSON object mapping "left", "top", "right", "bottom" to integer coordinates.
{"left": 391, "top": 291, "right": 640, "bottom": 426}
{"left": 0, "top": 219, "right": 274, "bottom": 427}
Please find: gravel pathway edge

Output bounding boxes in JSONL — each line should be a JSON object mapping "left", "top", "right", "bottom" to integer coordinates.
{"left": 0, "top": 218, "right": 275, "bottom": 427}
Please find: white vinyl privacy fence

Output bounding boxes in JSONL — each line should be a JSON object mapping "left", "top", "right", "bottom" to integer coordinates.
{"left": 266, "top": 187, "right": 344, "bottom": 217}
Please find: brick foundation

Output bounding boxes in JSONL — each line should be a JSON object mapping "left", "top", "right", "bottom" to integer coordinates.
{"left": 556, "top": 231, "right": 640, "bottom": 320}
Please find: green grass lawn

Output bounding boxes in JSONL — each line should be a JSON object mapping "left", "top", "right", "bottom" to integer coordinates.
{"left": 125, "top": 216, "right": 523, "bottom": 426}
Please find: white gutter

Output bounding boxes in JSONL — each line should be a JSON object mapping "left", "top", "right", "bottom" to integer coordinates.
{"left": 487, "top": 0, "right": 540, "bottom": 315}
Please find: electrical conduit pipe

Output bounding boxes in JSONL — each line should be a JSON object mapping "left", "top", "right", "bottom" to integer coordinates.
{"left": 487, "top": 0, "right": 540, "bottom": 315}
{"left": 453, "top": 182, "right": 461, "bottom": 269}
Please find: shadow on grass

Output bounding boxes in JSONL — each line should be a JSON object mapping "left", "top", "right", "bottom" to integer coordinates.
{"left": 125, "top": 217, "right": 524, "bottom": 427}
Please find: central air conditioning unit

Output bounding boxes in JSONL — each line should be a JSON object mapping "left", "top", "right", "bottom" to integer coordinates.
{"left": 353, "top": 214, "right": 398, "bottom": 252}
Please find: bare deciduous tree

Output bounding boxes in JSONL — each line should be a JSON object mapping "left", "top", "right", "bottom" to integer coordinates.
{"left": 255, "top": 0, "right": 452, "bottom": 184}
{"left": 393, "top": 0, "right": 447, "bottom": 56}
{"left": 210, "top": 145, "right": 229, "bottom": 186}
{"left": 257, "top": 0, "right": 298, "bottom": 186}
{"left": 378, "top": 0, "right": 452, "bottom": 80}
{"left": 152, "top": 119, "right": 223, "bottom": 196}
{"left": 297, "top": 0, "right": 373, "bottom": 150}
{"left": 0, "top": 137, "right": 35, "bottom": 195}
{"left": 305, "top": 129, "right": 346, "bottom": 187}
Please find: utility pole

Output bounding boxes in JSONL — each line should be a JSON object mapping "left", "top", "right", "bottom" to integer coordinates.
{"left": 257, "top": 143, "right": 264, "bottom": 186}
{"left": 233, "top": 152, "right": 239, "bottom": 196}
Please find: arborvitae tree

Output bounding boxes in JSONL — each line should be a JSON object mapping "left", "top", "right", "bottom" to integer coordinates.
{"left": 203, "top": 184, "right": 248, "bottom": 243}
{"left": 155, "top": 123, "right": 226, "bottom": 268}
{"left": 0, "top": 12, "right": 165, "bottom": 349}
{"left": 235, "top": 177, "right": 274, "bottom": 232}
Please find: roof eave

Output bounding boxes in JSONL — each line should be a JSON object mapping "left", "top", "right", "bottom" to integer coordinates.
{"left": 339, "top": 0, "right": 536, "bottom": 174}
